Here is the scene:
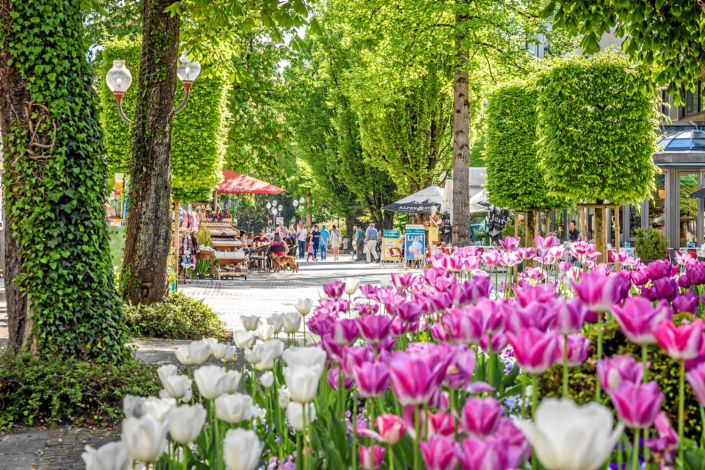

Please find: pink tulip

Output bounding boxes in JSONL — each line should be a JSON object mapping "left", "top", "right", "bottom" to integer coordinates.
{"left": 554, "top": 334, "right": 590, "bottom": 368}
{"left": 477, "top": 299, "right": 505, "bottom": 334}
{"left": 388, "top": 349, "right": 449, "bottom": 406}
{"left": 496, "top": 418, "right": 532, "bottom": 467}
{"left": 433, "top": 276, "right": 458, "bottom": 293}
{"left": 507, "top": 328, "right": 558, "bottom": 374}
{"left": 359, "top": 284, "right": 380, "bottom": 301}
{"left": 645, "top": 411, "right": 678, "bottom": 463}
{"left": 323, "top": 280, "right": 346, "bottom": 298}
{"left": 341, "top": 346, "right": 373, "bottom": 377}
{"left": 430, "top": 322, "right": 450, "bottom": 342}
{"left": 423, "top": 267, "right": 451, "bottom": 287}
{"left": 404, "top": 406, "right": 455, "bottom": 439}
{"left": 353, "top": 361, "right": 390, "bottom": 398}
{"left": 391, "top": 272, "right": 415, "bottom": 290}
{"left": 570, "top": 272, "right": 630, "bottom": 313}
{"left": 613, "top": 250, "right": 629, "bottom": 263}
{"left": 429, "top": 292, "right": 453, "bottom": 314}
{"left": 359, "top": 445, "right": 385, "bottom": 470}
{"left": 327, "top": 367, "right": 353, "bottom": 390}
{"left": 596, "top": 355, "right": 645, "bottom": 393}
{"left": 673, "top": 292, "right": 699, "bottom": 314}
{"left": 356, "top": 303, "right": 380, "bottom": 316}
{"left": 375, "top": 414, "right": 405, "bottom": 444}
{"left": 647, "top": 259, "right": 673, "bottom": 282}
{"left": 331, "top": 319, "right": 360, "bottom": 345}
{"left": 611, "top": 298, "right": 673, "bottom": 345}
{"left": 419, "top": 436, "right": 459, "bottom": 470}
{"left": 307, "top": 313, "right": 337, "bottom": 337}
{"left": 357, "top": 315, "right": 393, "bottom": 344}
{"left": 553, "top": 297, "right": 587, "bottom": 335}
{"left": 609, "top": 381, "right": 664, "bottom": 429}
{"left": 390, "top": 317, "right": 416, "bottom": 337}
{"left": 499, "top": 236, "right": 521, "bottom": 252}
{"left": 459, "top": 397, "right": 503, "bottom": 438}
{"left": 442, "top": 307, "right": 487, "bottom": 345}
{"left": 514, "top": 284, "right": 557, "bottom": 307}
{"left": 320, "top": 336, "right": 343, "bottom": 362}
{"left": 479, "top": 333, "right": 507, "bottom": 354}
{"left": 505, "top": 307, "right": 538, "bottom": 336}
{"left": 518, "top": 247, "right": 536, "bottom": 260}
{"left": 686, "top": 362, "right": 705, "bottom": 406}
{"left": 653, "top": 319, "right": 705, "bottom": 360}
{"left": 395, "top": 302, "right": 425, "bottom": 324}
{"left": 481, "top": 251, "right": 501, "bottom": 267}
{"left": 457, "top": 436, "right": 512, "bottom": 470}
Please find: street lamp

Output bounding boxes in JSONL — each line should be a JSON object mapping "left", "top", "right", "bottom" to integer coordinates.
{"left": 105, "top": 51, "right": 201, "bottom": 124}
{"left": 293, "top": 200, "right": 299, "bottom": 208}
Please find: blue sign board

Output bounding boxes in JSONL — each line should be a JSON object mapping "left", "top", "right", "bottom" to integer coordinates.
{"left": 405, "top": 226, "right": 426, "bottom": 261}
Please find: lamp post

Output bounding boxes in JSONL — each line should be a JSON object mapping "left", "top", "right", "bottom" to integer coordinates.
{"left": 106, "top": 52, "right": 201, "bottom": 291}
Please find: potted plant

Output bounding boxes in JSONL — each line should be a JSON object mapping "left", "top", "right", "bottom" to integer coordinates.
{"left": 635, "top": 227, "right": 668, "bottom": 263}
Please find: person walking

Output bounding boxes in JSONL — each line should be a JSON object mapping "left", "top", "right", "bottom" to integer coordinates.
{"left": 296, "top": 224, "right": 308, "bottom": 259}
{"left": 330, "top": 224, "right": 342, "bottom": 260}
{"left": 320, "top": 225, "right": 330, "bottom": 261}
{"left": 365, "top": 223, "right": 379, "bottom": 263}
{"left": 353, "top": 225, "right": 364, "bottom": 261}
{"left": 310, "top": 225, "right": 321, "bottom": 261}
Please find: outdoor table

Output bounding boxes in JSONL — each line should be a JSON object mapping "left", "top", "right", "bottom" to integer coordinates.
{"left": 212, "top": 239, "right": 244, "bottom": 252}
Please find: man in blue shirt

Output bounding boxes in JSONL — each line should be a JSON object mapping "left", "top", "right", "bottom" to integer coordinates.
{"left": 320, "top": 225, "right": 330, "bottom": 260}
{"left": 365, "top": 223, "right": 379, "bottom": 263}
{"left": 353, "top": 225, "right": 364, "bottom": 261}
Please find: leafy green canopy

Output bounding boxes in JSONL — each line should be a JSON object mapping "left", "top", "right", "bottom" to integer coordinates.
{"left": 485, "top": 81, "right": 571, "bottom": 210}
{"left": 2, "top": 0, "right": 128, "bottom": 361}
{"left": 98, "top": 37, "right": 231, "bottom": 198}
{"left": 540, "top": 0, "right": 704, "bottom": 103}
{"left": 535, "top": 52, "right": 660, "bottom": 204}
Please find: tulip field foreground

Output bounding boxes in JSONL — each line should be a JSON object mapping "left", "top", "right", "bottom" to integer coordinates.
{"left": 84, "top": 238, "right": 705, "bottom": 470}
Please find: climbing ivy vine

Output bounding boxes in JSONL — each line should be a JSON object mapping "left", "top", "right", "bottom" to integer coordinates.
{"left": 2, "top": 0, "right": 129, "bottom": 362}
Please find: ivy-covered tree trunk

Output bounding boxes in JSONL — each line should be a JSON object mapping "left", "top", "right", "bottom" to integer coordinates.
{"left": 452, "top": 9, "right": 472, "bottom": 248}
{"left": 121, "top": 0, "right": 180, "bottom": 305}
{"left": 0, "top": 0, "right": 127, "bottom": 361}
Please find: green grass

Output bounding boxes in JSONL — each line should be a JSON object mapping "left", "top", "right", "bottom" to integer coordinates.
{"left": 108, "top": 225, "right": 126, "bottom": 269}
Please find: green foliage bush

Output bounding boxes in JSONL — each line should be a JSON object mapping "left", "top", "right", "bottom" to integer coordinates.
{"left": 125, "top": 292, "right": 229, "bottom": 341}
{"left": 2, "top": 0, "right": 128, "bottom": 362}
{"left": 500, "top": 216, "right": 526, "bottom": 247}
{"left": 635, "top": 227, "right": 668, "bottom": 260}
{"left": 541, "top": 313, "right": 702, "bottom": 439}
{"left": 0, "top": 351, "right": 161, "bottom": 430}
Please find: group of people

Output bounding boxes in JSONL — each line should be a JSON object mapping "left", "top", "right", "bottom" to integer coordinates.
{"left": 352, "top": 223, "right": 380, "bottom": 263}
{"left": 293, "top": 222, "right": 343, "bottom": 262}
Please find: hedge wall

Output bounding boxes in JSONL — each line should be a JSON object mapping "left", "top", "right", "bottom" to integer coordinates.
{"left": 485, "top": 80, "right": 570, "bottom": 211}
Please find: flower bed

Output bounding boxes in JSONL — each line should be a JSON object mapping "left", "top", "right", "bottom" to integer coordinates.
{"left": 82, "top": 237, "right": 705, "bottom": 470}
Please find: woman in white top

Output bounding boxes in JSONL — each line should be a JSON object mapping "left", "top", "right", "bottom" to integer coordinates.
{"left": 330, "top": 224, "right": 343, "bottom": 261}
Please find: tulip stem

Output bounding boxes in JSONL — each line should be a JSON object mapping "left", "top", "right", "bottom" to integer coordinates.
{"left": 353, "top": 388, "right": 359, "bottom": 470}
{"left": 532, "top": 374, "right": 538, "bottom": 470}
{"left": 642, "top": 344, "right": 651, "bottom": 465}
{"left": 297, "top": 431, "right": 303, "bottom": 470}
{"left": 678, "top": 361, "right": 685, "bottom": 463}
{"left": 387, "top": 442, "right": 394, "bottom": 470}
{"left": 413, "top": 406, "right": 420, "bottom": 470}
{"left": 632, "top": 429, "right": 639, "bottom": 470}
{"left": 563, "top": 335, "right": 569, "bottom": 398}
{"left": 617, "top": 435, "right": 622, "bottom": 470}
{"left": 186, "top": 366, "right": 194, "bottom": 405}
{"left": 488, "top": 334, "right": 495, "bottom": 393}
{"left": 182, "top": 444, "right": 188, "bottom": 470}
{"left": 520, "top": 373, "right": 526, "bottom": 419}
{"left": 339, "top": 365, "right": 344, "bottom": 417}
{"left": 303, "top": 404, "right": 309, "bottom": 470}
{"left": 596, "top": 312, "right": 603, "bottom": 404}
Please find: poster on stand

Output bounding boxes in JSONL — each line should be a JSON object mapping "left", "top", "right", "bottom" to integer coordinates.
{"left": 405, "top": 225, "right": 426, "bottom": 263}
{"left": 382, "top": 230, "right": 400, "bottom": 261}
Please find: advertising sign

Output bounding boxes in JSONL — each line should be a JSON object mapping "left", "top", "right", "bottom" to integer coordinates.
{"left": 382, "top": 230, "right": 400, "bottom": 261}
{"left": 405, "top": 225, "right": 426, "bottom": 261}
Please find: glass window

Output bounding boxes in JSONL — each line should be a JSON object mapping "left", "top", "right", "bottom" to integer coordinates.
{"left": 668, "top": 138, "right": 692, "bottom": 149}
{"left": 680, "top": 173, "right": 698, "bottom": 248}
{"left": 628, "top": 202, "right": 641, "bottom": 239}
{"left": 609, "top": 208, "right": 624, "bottom": 248}
{"left": 686, "top": 81, "right": 701, "bottom": 115}
{"left": 693, "top": 131, "right": 705, "bottom": 149}
{"left": 649, "top": 174, "right": 666, "bottom": 236}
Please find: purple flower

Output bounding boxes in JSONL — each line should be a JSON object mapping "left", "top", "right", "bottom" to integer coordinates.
{"left": 442, "top": 307, "right": 487, "bottom": 345}
{"left": 429, "top": 293, "right": 453, "bottom": 314}
{"left": 554, "top": 334, "right": 590, "bottom": 368}
{"left": 553, "top": 297, "right": 587, "bottom": 335}
{"left": 307, "top": 313, "right": 336, "bottom": 337}
{"left": 390, "top": 301, "right": 425, "bottom": 324}
{"left": 645, "top": 411, "right": 678, "bottom": 465}
{"left": 515, "top": 284, "right": 557, "bottom": 307}
{"left": 479, "top": 333, "right": 507, "bottom": 354}
{"left": 673, "top": 292, "right": 699, "bottom": 314}
{"left": 430, "top": 322, "right": 450, "bottom": 342}
{"left": 647, "top": 260, "right": 673, "bottom": 282}
{"left": 459, "top": 397, "right": 503, "bottom": 438}
{"left": 433, "top": 276, "right": 458, "bottom": 293}
{"left": 353, "top": 361, "right": 390, "bottom": 398}
{"left": 419, "top": 436, "right": 459, "bottom": 470}
{"left": 327, "top": 367, "right": 353, "bottom": 390}
{"left": 423, "top": 267, "right": 451, "bottom": 287}
{"left": 596, "top": 355, "right": 645, "bottom": 393}
{"left": 355, "top": 303, "right": 380, "bottom": 316}
{"left": 499, "top": 236, "right": 521, "bottom": 252}
{"left": 679, "top": 273, "right": 692, "bottom": 289}
{"left": 320, "top": 336, "right": 343, "bottom": 362}
{"left": 609, "top": 381, "right": 664, "bottom": 429}
{"left": 652, "top": 277, "right": 678, "bottom": 302}
{"left": 653, "top": 318, "right": 705, "bottom": 360}
{"left": 359, "top": 445, "right": 385, "bottom": 470}
{"left": 495, "top": 418, "right": 531, "bottom": 467}
{"left": 506, "top": 328, "right": 557, "bottom": 375}
{"left": 341, "top": 346, "right": 373, "bottom": 377}
{"left": 456, "top": 436, "right": 512, "bottom": 470}
{"left": 331, "top": 318, "right": 359, "bottom": 345}
{"left": 357, "top": 315, "right": 393, "bottom": 344}
{"left": 570, "top": 272, "right": 630, "bottom": 313}
{"left": 688, "top": 262, "right": 705, "bottom": 286}
{"left": 686, "top": 362, "right": 705, "bottom": 406}
{"left": 610, "top": 298, "right": 673, "bottom": 344}
{"left": 388, "top": 349, "right": 449, "bottom": 406}
{"left": 323, "top": 280, "right": 346, "bottom": 298}
{"left": 390, "top": 272, "right": 415, "bottom": 290}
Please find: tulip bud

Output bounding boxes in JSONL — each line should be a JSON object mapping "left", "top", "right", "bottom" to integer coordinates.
{"left": 222, "top": 429, "right": 262, "bottom": 470}
{"left": 166, "top": 404, "right": 206, "bottom": 444}
{"left": 223, "top": 370, "right": 243, "bottom": 394}
{"left": 282, "top": 312, "right": 303, "bottom": 334}
{"left": 286, "top": 402, "right": 316, "bottom": 431}
{"left": 261, "top": 371, "right": 274, "bottom": 388}
{"left": 359, "top": 445, "right": 385, "bottom": 469}
{"left": 278, "top": 387, "right": 291, "bottom": 409}
{"left": 194, "top": 365, "right": 229, "bottom": 400}
{"left": 214, "top": 344, "right": 237, "bottom": 362}
{"left": 241, "top": 315, "right": 260, "bottom": 331}
{"left": 121, "top": 415, "right": 168, "bottom": 463}
{"left": 81, "top": 442, "right": 131, "bottom": 470}
{"left": 257, "top": 323, "right": 275, "bottom": 341}
{"left": 202, "top": 337, "right": 218, "bottom": 355}
{"left": 163, "top": 375, "right": 192, "bottom": 401}
{"left": 142, "top": 397, "right": 176, "bottom": 423}
{"left": 345, "top": 278, "right": 360, "bottom": 296}
{"left": 233, "top": 331, "right": 256, "bottom": 350}
{"left": 267, "top": 315, "right": 284, "bottom": 335}
{"left": 156, "top": 364, "right": 178, "bottom": 388}
{"left": 215, "top": 393, "right": 260, "bottom": 424}
{"left": 175, "top": 340, "right": 211, "bottom": 366}
{"left": 295, "top": 298, "right": 313, "bottom": 316}
{"left": 283, "top": 365, "right": 323, "bottom": 403}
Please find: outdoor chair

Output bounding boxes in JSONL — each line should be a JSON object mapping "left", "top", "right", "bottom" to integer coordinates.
{"left": 250, "top": 246, "right": 270, "bottom": 273}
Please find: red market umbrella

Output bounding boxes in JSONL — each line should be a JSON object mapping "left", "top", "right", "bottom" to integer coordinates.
{"left": 215, "top": 169, "right": 285, "bottom": 194}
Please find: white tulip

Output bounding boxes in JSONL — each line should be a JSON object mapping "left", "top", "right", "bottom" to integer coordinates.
{"left": 345, "top": 278, "right": 360, "bottom": 296}
{"left": 194, "top": 365, "right": 229, "bottom": 400}
{"left": 181, "top": 388, "right": 192, "bottom": 404}
{"left": 260, "top": 371, "right": 274, "bottom": 388}
{"left": 234, "top": 331, "right": 255, "bottom": 350}
{"left": 121, "top": 415, "right": 168, "bottom": 463}
{"left": 282, "top": 312, "right": 302, "bottom": 334}
{"left": 317, "top": 286, "right": 329, "bottom": 299}
{"left": 156, "top": 364, "right": 178, "bottom": 388}
{"left": 267, "top": 315, "right": 284, "bottom": 334}
{"left": 278, "top": 387, "right": 291, "bottom": 410}
{"left": 163, "top": 375, "right": 192, "bottom": 401}
{"left": 223, "top": 429, "right": 262, "bottom": 470}
{"left": 283, "top": 365, "right": 323, "bottom": 403}
{"left": 295, "top": 298, "right": 313, "bottom": 316}
{"left": 123, "top": 395, "right": 146, "bottom": 419}
{"left": 214, "top": 343, "right": 237, "bottom": 362}
{"left": 257, "top": 323, "right": 275, "bottom": 341}
{"left": 166, "top": 404, "right": 206, "bottom": 444}
{"left": 515, "top": 398, "right": 624, "bottom": 470}
{"left": 241, "top": 315, "right": 261, "bottom": 331}
{"left": 223, "top": 370, "right": 243, "bottom": 394}
{"left": 142, "top": 397, "right": 176, "bottom": 423}
{"left": 281, "top": 346, "right": 327, "bottom": 369}
{"left": 266, "top": 339, "right": 285, "bottom": 359}
{"left": 175, "top": 340, "right": 210, "bottom": 366}
{"left": 202, "top": 337, "right": 218, "bottom": 354}
{"left": 215, "top": 394, "right": 259, "bottom": 424}
{"left": 159, "top": 389, "right": 170, "bottom": 400}
{"left": 246, "top": 341, "right": 280, "bottom": 371}
{"left": 379, "top": 277, "right": 391, "bottom": 288}
{"left": 286, "top": 402, "right": 316, "bottom": 432}
{"left": 82, "top": 442, "right": 131, "bottom": 470}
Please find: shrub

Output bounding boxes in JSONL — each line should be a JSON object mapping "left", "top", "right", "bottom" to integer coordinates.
{"left": 541, "top": 313, "right": 701, "bottom": 439}
{"left": 0, "top": 351, "right": 161, "bottom": 430}
{"left": 635, "top": 227, "right": 668, "bottom": 260}
{"left": 125, "top": 292, "right": 230, "bottom": 341}
{"left": 500, "top": 216, "right": 526, "bottom": 247}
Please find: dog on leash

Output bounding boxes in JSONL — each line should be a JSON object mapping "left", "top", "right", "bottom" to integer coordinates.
{"left": 268, "top": 252, "right": 299, "bottom": 273}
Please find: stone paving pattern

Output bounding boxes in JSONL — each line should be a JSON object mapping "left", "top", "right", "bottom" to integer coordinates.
{"left": 0, "top": 257, "right": 409, "bottom": 468}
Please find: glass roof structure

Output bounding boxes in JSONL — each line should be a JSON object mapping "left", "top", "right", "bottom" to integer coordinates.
{"left": 657, "top": 130, "right": 705, "bottom": 151}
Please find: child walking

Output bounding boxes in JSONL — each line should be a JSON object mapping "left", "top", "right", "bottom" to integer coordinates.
{"left": 306, "top": 242, "right": 317, "bottom": 262}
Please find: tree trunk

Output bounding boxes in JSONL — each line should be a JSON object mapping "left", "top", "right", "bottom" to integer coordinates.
{"left": 595, "top": 203, "right": 606, "bottom": 264}
{"left": 452, "top": 8, "right": 471, "bottom": 248}
{"left": 383, "top": 211, "right": 394, "bottom": 231}
{"left": 122, "top": 0, "right": 180, "bottom": 305}
{"left": 306, "top": 189, "right": 312, "bottom": 228}
{"left": 345, "top": 215, "right": 356, "bottom": 238}
{"left": 525, "top": 210, "right": 536, "bottom": 268}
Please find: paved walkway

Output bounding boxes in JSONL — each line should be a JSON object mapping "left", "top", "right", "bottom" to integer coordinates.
{"left": 0, "top": 257, "right": 411, "bottom": 469}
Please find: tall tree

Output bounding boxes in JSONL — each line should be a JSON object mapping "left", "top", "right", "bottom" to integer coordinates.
{"left": 0, "top": 0, "right": 127, "bottom": 360}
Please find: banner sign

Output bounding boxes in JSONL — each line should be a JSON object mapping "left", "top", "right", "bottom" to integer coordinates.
{"left": 382, "top": 230, "right": 400, "bottom": 260}
{"left": 405, "top": 225, "right": 426, "bottom": 261}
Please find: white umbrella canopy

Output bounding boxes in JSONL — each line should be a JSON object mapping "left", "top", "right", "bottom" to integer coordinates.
{"left": 469, "top": 189, "right": 490, "bottom": 213}
{"left": 383, "top": 185, "right": 444, "bottom": 213}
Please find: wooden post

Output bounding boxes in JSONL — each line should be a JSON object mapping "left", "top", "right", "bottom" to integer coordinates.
{"left": 547, "top": 210, "right": 552, "bottom": 237}
{"left": 580, "top": 206, "right": 586, "bottom": 243}
{"left": 173, "top": 199, "right": 180, "bottom": 291}
{"left": 513, "top": 210, "right": 519, "bottom": 283}
{"left": 214, "top": 191, "right": 218, "bottom": 211}
{"left": 614, "top": 206, "right": 621, "bottom": 269}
